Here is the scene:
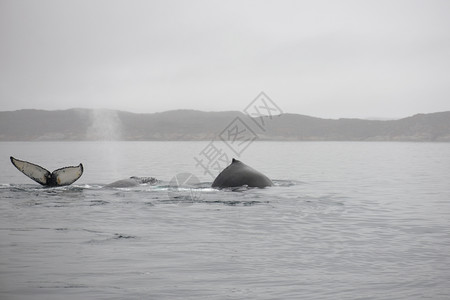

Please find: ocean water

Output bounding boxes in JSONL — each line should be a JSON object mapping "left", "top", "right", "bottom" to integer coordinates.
{"left": 0, "top": 141, "right": 449, "bottom": 299}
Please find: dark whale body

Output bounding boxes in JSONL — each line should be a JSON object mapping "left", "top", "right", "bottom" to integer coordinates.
{"left": 212, "top": 159, "right": 272, "bottom": 189}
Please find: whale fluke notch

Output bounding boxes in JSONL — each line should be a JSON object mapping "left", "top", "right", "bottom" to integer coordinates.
{"left": 10, "top": 156, "right": 83, "bottom": 187}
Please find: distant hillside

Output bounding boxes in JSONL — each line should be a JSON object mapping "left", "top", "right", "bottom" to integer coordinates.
{"left": 260, "top": 111, "right": 450, "bottom": 141}
{"left": 0, "top": 108, "right": 449, "bottom": 141}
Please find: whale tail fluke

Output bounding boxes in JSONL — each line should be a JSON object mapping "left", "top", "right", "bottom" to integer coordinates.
{"left": 10, "top": 156, "right": 83, "bottom": 187}
{"left": 52, "top": 164, "right": 84, "bottom": 186}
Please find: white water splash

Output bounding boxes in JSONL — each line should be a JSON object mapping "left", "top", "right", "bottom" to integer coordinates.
{"left": 86, "top": 109, "right": 124, "bottom": 180}
{"left": 86, "top": 109, "right": 123, "bottom": 141}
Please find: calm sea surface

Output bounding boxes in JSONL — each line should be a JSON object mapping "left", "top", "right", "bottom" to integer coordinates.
{"left": 1, "top": 141, "right": 449, "bottom": 299}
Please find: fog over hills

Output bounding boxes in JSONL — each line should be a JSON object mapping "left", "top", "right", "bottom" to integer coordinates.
{"left": 1, "top": 109, "right": 449, "bottom": 142}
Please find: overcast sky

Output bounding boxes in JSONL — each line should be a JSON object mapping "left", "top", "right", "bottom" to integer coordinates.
{"left": 1, "top": 0, "right": 449, "bottom": 119}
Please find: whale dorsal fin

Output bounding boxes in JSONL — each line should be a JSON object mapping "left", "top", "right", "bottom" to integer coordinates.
{"left": 52, "top": 164, "right": 84, "bottom": 186}
{"left": 10, "top": 156, "right": 51, "bottom": 186}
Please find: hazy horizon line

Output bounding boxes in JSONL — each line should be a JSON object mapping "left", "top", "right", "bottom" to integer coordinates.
{"left": 1, "top": 107, "right": 448, "bottom": 121}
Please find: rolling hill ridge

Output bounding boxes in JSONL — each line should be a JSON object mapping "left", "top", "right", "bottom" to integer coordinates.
{"left": 1, "top": 109, "right": 449, "bottom": 142}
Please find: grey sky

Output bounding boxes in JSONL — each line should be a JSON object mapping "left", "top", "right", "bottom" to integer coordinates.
{"left": 1, "top": 0, "right": 449, "bottom": 119}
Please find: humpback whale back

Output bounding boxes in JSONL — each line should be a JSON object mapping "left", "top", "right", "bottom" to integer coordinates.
{"left": 10, "top": 156, "right": 83, "bottom": 187}
{"left": 104, "top": 177, "right": 158, "bottom": 188}
{"left": 212, "top": 158, "right": 273, "bottom": 189}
